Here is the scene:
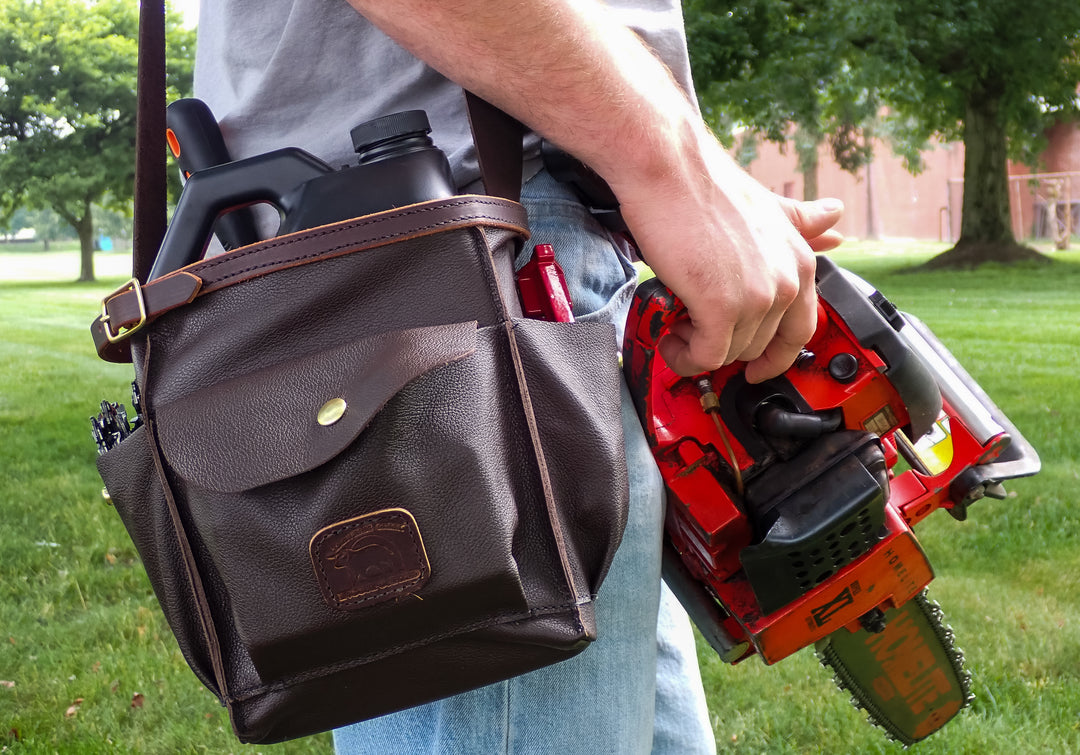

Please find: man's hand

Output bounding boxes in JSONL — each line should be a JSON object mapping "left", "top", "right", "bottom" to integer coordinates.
{"left": 740, "top": 194, "right": 843, "bottom": 382}
{"left": 612, "top": 128, "right": 844, "bottom": 384}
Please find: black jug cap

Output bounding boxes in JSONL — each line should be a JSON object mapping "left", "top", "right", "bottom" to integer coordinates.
{"left": 351, "top": 110, "right": 432, "bottom": 154}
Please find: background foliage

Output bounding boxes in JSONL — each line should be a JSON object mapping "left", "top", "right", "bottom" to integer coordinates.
{"left": 683, "top": 0, "right": 1080, "bottom": 257}
{"left": 0, "top": 0, "right": 194, "bottom": 280}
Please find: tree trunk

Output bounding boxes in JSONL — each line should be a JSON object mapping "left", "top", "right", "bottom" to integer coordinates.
{"left": 76, "top": 201, "right": 95, "bottom": 282}
{"left": 865, "top": 157, "right": 879, "bottom": 240}
{"left": 922, "top": 88, "right": 1049, "bottom": 268}
{"left": 959, "top": 94, "right": 1013, "bottom": 245}
{"left": 796, "top": 139, "right": 819, "bottom": 201}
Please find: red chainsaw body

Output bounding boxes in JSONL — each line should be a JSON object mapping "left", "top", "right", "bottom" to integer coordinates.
{"left": 623, "top": 258, "right": 1015, "bottom": 665}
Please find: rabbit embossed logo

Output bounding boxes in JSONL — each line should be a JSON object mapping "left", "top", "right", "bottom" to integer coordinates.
{"left": 310, "top": 508, "right": 431, "bottom": 610}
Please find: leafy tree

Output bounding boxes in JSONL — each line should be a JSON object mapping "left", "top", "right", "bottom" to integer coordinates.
{"left": 683, "top": 0, "right": 891, "bottom": 201}
{"left": 1, "top": 206, "right": 71, "bottom": 246}
{"left": 0, "top": 0, "right": 194, "bottom": 281}
{"left": 682, "top": 0, "right": 1080, "bottom": 267}
{"left": 0, "top": 206, "right": 35, "bottom": 237}
{"left": 15, "top": 206, "right": 75, "bottom": 249}
{"left": 881, "top": 0, "right": 1080, "bottom": 267}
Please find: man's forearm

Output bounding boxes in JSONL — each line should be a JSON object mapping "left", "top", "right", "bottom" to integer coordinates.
{"left": 342, "top": 0, "right": 700, "bottom": 191}
{"left": 345, "top": 0, "right": 830, "bottom": 381}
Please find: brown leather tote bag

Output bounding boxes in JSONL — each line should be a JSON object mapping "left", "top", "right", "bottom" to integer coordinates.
{"left": 89, "top": 3, "right": 628, "bottom": 744}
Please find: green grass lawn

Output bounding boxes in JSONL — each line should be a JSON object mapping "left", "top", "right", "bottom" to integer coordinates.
{"left": 1, "top": 242, "right": 1078, "bottom": 753}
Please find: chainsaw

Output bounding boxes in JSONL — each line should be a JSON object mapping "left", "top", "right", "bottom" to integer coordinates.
{"left": 622, "top": 255, "right": 1041, "bottom": 744}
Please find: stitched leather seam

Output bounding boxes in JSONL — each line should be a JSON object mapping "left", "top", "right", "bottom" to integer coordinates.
{"left": 91, "top": 202, "right": 525, "bottom": 363}
{"left": 223, "top": 601, "right": 584, "bottom": 703}
{"left": 141, "top": 340, "right": 232, "bottom": 701}
{"left": 202, "top": 217, "right": 476, "bottom": 283}
{"left": 195, "top": 201, "right": 524, "bottom": 284}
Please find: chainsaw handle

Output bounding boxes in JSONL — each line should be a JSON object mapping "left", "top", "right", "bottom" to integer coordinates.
{"left": 627, "top": 276, "right": 683, "bottom": 347}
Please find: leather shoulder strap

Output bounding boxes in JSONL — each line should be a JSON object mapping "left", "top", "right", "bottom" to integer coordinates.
{"left": 133, "top": 0, "right": 168, "bottom": 283}
{"left": 465, "top": 91, "right": 525, "bottom": 202}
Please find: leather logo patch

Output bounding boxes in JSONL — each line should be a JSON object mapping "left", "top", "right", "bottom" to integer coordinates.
{"left": 310, "top": 508, "right": 430, "bottom": 610}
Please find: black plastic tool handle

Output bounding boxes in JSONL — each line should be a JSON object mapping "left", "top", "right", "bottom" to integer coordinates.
{"left": 165, "top": 98, "right": 261, "bottom": 253}
{"left": 148, "top": 148, "right": 332, "bottom": 280}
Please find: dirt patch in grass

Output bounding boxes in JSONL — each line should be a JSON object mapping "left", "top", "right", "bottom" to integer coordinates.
{"left": 918, "top": 240, "right": 1054, "bottom": 270}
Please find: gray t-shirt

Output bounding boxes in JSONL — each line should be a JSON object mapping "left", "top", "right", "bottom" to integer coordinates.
{"left": 193, "top": 0, "right": 695, "bottom": 189}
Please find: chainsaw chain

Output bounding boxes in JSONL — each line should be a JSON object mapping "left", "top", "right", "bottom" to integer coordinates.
{"left": 816, "top": 590, "right": 974, "bottom": 747}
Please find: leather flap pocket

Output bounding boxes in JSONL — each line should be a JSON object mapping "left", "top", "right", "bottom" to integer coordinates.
{"left": 154, "top": 321, "right": 477, "bottom": 493}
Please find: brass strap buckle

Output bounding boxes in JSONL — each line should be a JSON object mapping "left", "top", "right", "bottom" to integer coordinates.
{"left": 100, "top": 278, "right": 148, "bottom": 343}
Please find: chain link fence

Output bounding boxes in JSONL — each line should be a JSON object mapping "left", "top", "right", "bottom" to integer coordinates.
{"left": 944, "top": 172, "right": 1080, "bottom": 247}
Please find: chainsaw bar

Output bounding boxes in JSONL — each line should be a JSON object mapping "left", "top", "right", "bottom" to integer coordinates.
{"left": 816, "top": 590, "right": 973, "bottom": 746}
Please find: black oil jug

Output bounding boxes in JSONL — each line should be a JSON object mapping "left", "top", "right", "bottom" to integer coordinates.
{"left": 149, "top": 109, "right": 456, "bottom": 280}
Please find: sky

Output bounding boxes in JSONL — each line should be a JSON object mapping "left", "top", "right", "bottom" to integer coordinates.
{"left": 173, "top": 0, "right": 199, "bottom": 28}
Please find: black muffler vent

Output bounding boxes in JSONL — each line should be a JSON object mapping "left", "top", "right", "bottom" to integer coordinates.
{"left": 740, "top": 431, "right": 889, "bottom": 616}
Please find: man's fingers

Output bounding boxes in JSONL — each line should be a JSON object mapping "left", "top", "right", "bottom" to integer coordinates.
{"left": 742, "top": 320, "right": 807, "bottom": 384}
{"left": 658, "top": 297, "right": 789, "bottom": 377}
{"left": 656, "top": 240, "right": 817, "bottom": 378}
{"left": 657, "top": 328, "right": 707, "bottom": 377}
{"left": 805, "top": 228, "right": 844, "bottom": 252}
{"left": 742, "top": 337, "right": 801, "bottom": 385}
{"left": 658, "top": 317, "right": 731, "bottom": 377}
{"left": 779, "top": 196, "right": 844, "bottom": 248}
{"left": 742, "top": 282, "right": 820, "bottom": 384}
{"left": 730, "top": 306, "right": 783, "bottom": 364}
{"left": 644, "top": 192, "right": 834, "bottom": 380}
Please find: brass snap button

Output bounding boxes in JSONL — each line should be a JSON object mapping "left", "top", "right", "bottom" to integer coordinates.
{"left": 317, "top": 398, "right": 348, "bottom": 426}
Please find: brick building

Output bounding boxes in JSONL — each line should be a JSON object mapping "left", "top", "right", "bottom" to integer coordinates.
{"left": 742, "top": 121, "right": 1080, "bottom": 242}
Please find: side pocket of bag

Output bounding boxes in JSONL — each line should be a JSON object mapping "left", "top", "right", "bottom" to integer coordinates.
{"left": 96, "top": 424, "right": 220, "bottom": 696}
{"left": 508, "top": 318, "right": 630, "bottom": 598}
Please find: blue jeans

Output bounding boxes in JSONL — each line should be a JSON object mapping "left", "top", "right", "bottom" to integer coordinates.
{"left": 333, "top": 171, "right": 715, "bottom": 754}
